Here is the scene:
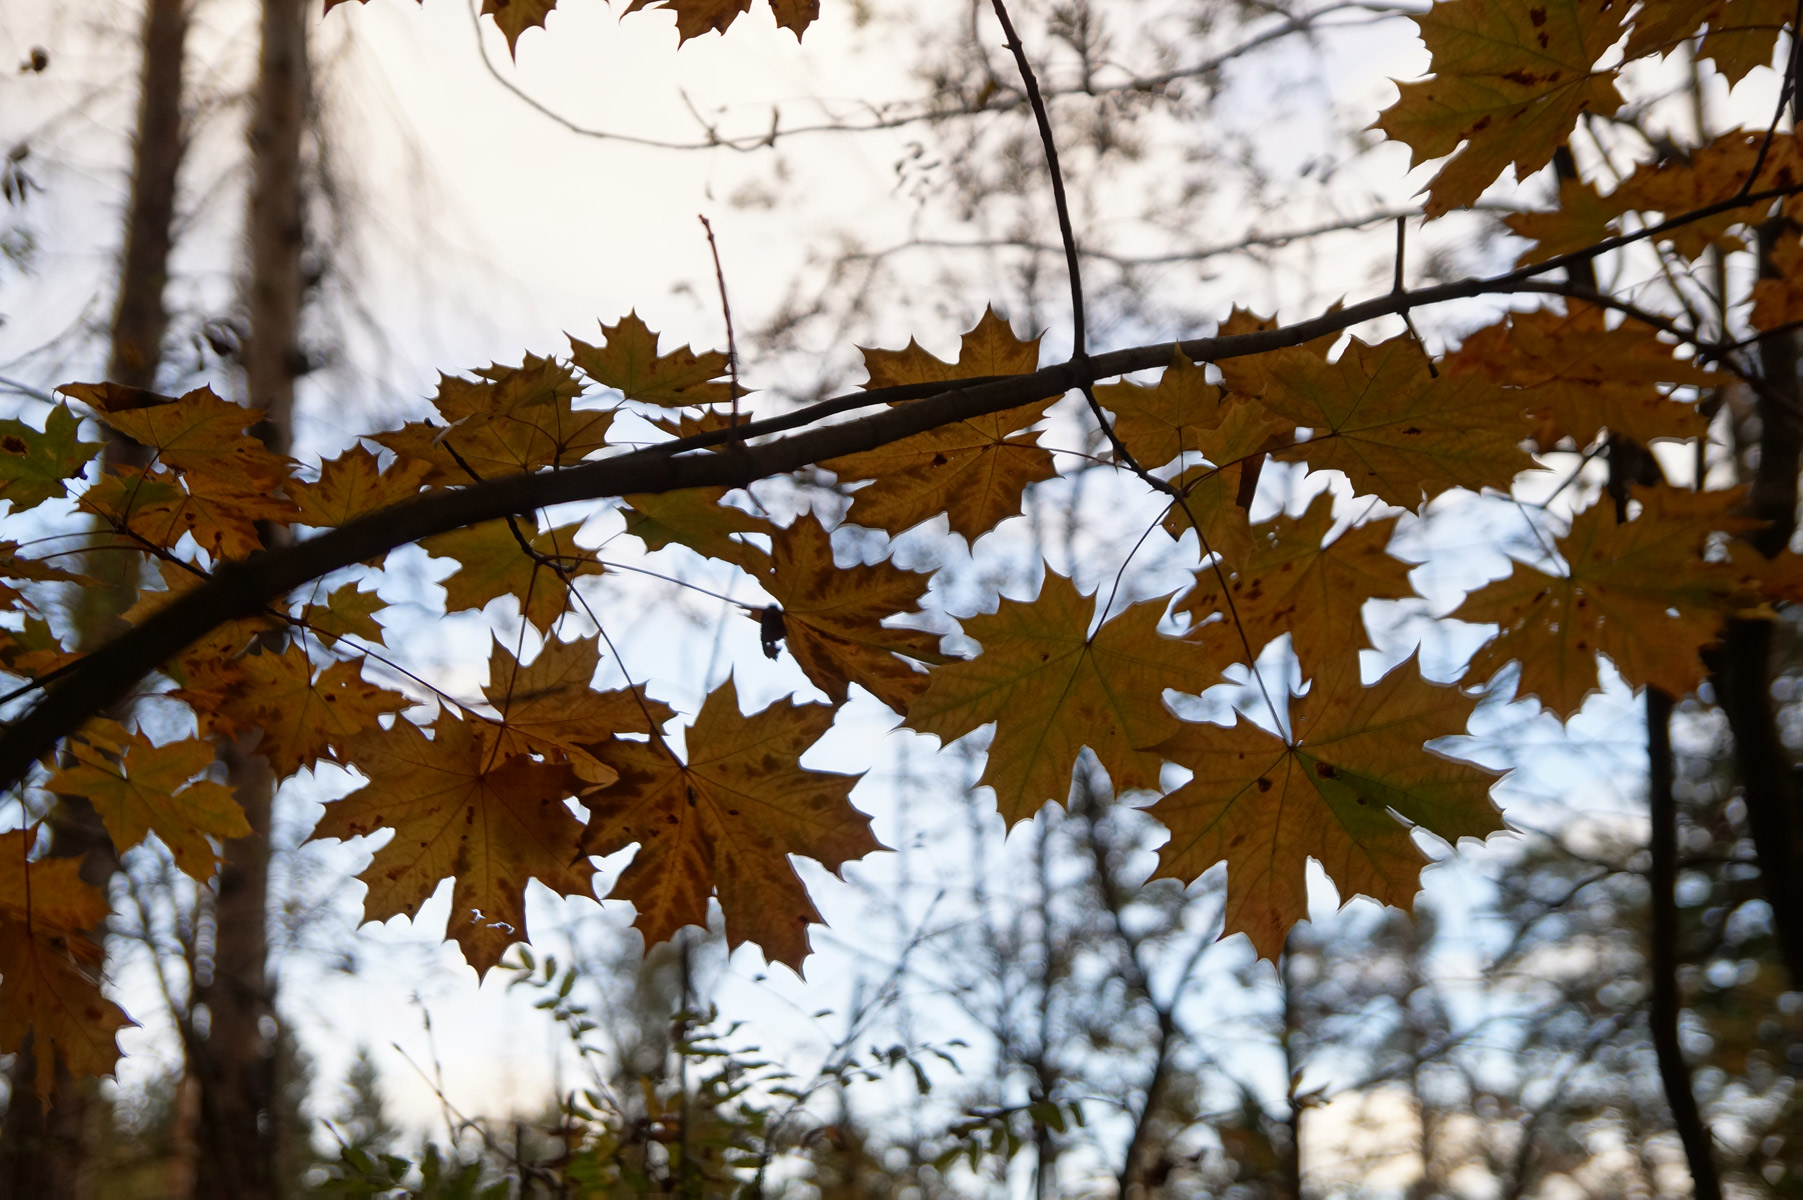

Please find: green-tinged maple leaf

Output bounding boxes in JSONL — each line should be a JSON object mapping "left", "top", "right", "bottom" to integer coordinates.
{"left": 1447, "top": 303, "right": 1711, "bottom": 448}
{"left": 0, "top": 404, "right": 98, "bottom": 513}
{"left": 737, "top": 515, "right": 947, "bottom": 712}
{"left": 905, "top": 569, "right": 1228, "bottom": 824}
{"left": 1505, "top": 175, "right": 1618, "bottom": 266}
{"left": 225, "top": 649, "right": 409, "bottom": 779}
{"left": 295, "top": 583, "right": 388, "bottom": 646}
{"left": 1162, "top": 393, "right": 1297, "bottom": 565}
{"left": 1373, "top": 0, "right": 1627, "bottom": 217}
{"left": 377, "top": 357, "right": 611, "bottom": 487}
{"left": 583, "top": 678, "right": 878, "bottom": 970}
{"left": 569, "top": 313, "right": 732, "bottom": 409}
{"left": 645, "top": 407, "right": 753, "bottom": 445}
{"left": 1249, "top": 335, "right": 1533, "bottom": 508}
{"left": 1148, "top": 654, "right": 1503, "bottom": 959}
{"left": 46, "top": 730, "right": 249, "bottom": 877}
{"left": 290, "top": 445, "right": 432, "bottom": 528}
{"left": 421, "top": 519, "right": 603, "bottom": 632}
{"left": 1176, "top": 493, "right": 1416, "bottom": 677}
{"left": 0, "top": 615, "right": 78, "bottom": 682}
{"left": 1453, "top": 488, "right": 1758, "bottom": 715}
{"left": 481, "top": 635, "right": 673, "bottom": 786}
{"left": 1626, "top": 0, "right": 1788, "bottom": 85}
{"left": 1611, "top": 131, "right": 1803, "bottom": 260}
{"left": 620, "top": 487, "right": 773, "bottom": 564}
{"left": 822, "top": 309, "right": 1060, "bottom": 540}
{"left": 315, "top": 713, "right": 587, "bottom": 976}
{"left": 1094, "top": 352, "right": 1228, "bottom": 470}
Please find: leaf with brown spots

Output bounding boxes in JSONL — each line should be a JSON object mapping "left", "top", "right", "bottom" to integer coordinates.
{"left": 822, "top": 309, "right": 1061, "bottom": 540}
{"left": 1175, "top": 493, "right": 1417, "bottom": 678}
{"left": 583, "top": 679, "right": 877, "bottom": 970}
{"left": 314, "top": 713, "right": 588, "bottom": 976}
{"left": 0, "top": 405, "right": 98, "bottom": 514}
{"left": 1161, "top": 392, "right": 1297, "bottom": 565}
{"left": 1453, "top": 488, "right": 1759, "bottom": 716}
{"left": 905, "top": 569, "right": 1228, "bottom": 824}
{"left": 1149, "top": 654, "right": 1503, "bottom": 959}
{"left": 1373, "top": 0, "right": 1628, "bottom": 217}
{"left": 1611, "top": 131, "right": 1803, "bottom": 260}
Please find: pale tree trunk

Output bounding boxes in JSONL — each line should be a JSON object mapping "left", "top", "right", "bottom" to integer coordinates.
{"left": 0, "top": 2, "right": 189, "bottom": 1195}
{"left": 187, "top": 0, "right": 307, "bottom": 1196}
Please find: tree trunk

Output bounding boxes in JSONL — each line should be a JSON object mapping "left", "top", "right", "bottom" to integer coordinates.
{"left": 0, "top": 1, "right": 189, "bottom": 1193}
{"left": 187, "top": 0, "right": 307, "bottom": 1195}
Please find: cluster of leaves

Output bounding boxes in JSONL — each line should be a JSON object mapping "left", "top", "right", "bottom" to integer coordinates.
{"left": 4, "top": 0, "right": 1803, "bottom": 1102}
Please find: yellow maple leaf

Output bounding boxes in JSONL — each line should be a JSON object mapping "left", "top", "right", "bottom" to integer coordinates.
{"left": 46, "top": 731, "right": 250, "bottom": 878}
{"left": 1454, "top": 488, "right": 1759, "bottom": 715}
{"left": 619, "top": 487, "right": 773, "bottom": 564}
{"left": 1148, "top": 654, "right": 1503, "bottom": 959}
{"left": 1504, "top": 175, "right": 1618, "bottom": 266}
{"left": 90, "top": 384, "right": 291, "bottom": 486}
{"left": 569, "top": 313, "right": 733, "bottom": 409}
{"left": 738, "top": 515, "right": 947, "bottom": 712}
{"left": 316, "top": 713, "right": 589, "bottom": 976}
{"left": 583, "top": 678, "right": 878, "bottom": 970}
{"left": 906, "top": 570, "right": 1227, "bottom": 824}
{"left": 1250, "top": 335, "right": 1533, "bottom": 508}
{"left": 822, "top": 309, "right": 1061, "bottom": 540}
{"left": 1627, "top": 0, "right": 1789, "bottom": 85}
{"left": 1176, "top": 493, "right": 1416, "bottom": 678}
{"left": 1161, "top": 393, "right": 1297, "bottom": 565}
{"left": 1373, "top": 0, "right": 1627, "bottom": 217}
{"left": 421, "top": 519, "right": 603, "bottom": 632}
{"left": 1447, "top": 303, "right": 1712, "bottom": 448}
{"left": 481, "top": 635, "right": 673, "bottom": 786}
{"left": 289, "top": 445, "right": 432, "bottom": 528}
{"left": 1611, "top": 131, "right": 1803, "bottom": 260}
{"left": 295, "top": 582, "right": 389, "bottom": 647}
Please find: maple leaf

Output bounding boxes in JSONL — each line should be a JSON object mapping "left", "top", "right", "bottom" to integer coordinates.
{"left": 624, "top": 0, "right": 815, "bottom": 42}
{"left": 1752, "top": 235, "right": 1803, "bottom": 332}
{"left": 570, "top": 313, "right": 732, "bottom": 409}
{"left": 88, "top": 384, "right": 290, "bottom": 485}
{"left": 1148, "top": 654, "right": 1503, "bottom": 959}
{"left": 1094, "top": 352, "right": 1229, "bottom": 470}
{"left": 315, "top": 713, "right": 588, "bottom": 976}
{"left": 1626, "top": 0, "right": 1788, "bottom": 85}
{"left": 583, "top": 679, "right": 877, "bottom": 970}
{"left": 0, "top": 831, "right": 110, "bottom": 947}
{"left": 481, "top": 635, "right": 673, "bottom": 785}
{"left": 295, "top": 582, "right": 389, "bottom": 646}
{"left": 1161, "top": 393, "right": 1297, "bottom": 565}
{"left": 1611, "top": 131, "right": 1803, "bottom": 260}
{"left": 289, "top": 445, "right": 432, "bottom": 528}
{"left": 822, "top": 309, "right": 1061, "bottom": 540}
{"left": 0, "top": 541, "right": 84, "bottom": 612}
{"left": 1373, "top": 0, "right": 1627, "bottom": 217}
{"left": 0, "top": 404, "right": 98, "bottom": 513}
{"left": 224, "top": 648, "right": 409, "bottom": 779}
{"left": 736, "top": 515, "right": 946, "bottom": 711}
{"left": 1248, "top": 335, "right": 1533, "bottom": 508}
{"left": 0, "top": 615, "right": 79, "bottom": 683}
{"left": 78, "top": 464, "right": 296, "bottom": 561}
{"left": 46, "top": 729, "right": 249, "bottom": 877}
{"left": 620, "top": 487, "right": 773, "bottom": 564}
{"left": 1447, "top": 303, "right": 1711, "bottom": 448}
{"left": 1453, "top": 489, "right": 1758, "bottom": 716}
{"left": 482, "top": 0, "right": 557, "bottom": 57}
{"left": 1504, "top": 175, "right": 1618, "bottom": 266}
{"left": 421, "top": 519, "right": 603, "bottom": 632}
{"left": 377, "top": 357, "right": 612, "bottom": 487}
{"left": 1175, "top": 493, "right": 1416, "bottom": 678}
{"left": 905, "top": 570, "right": 1226, "bottom": 824}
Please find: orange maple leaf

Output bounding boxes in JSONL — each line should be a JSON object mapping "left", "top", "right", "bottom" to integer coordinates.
{"left": 570, "top": 313, "right": 733, "bottom": 410}
{"left": 315, "top": 713, "right": 589, "bottom": 976}
{"left": 226, "top": 648, "right": 410, "bottom": 779}
{"left": 905, "top": 570, "right": 1226, "bottom": 824}
{"left": 1149, "top": 655, "right": 1503, "bottom": 959}
{"left": 289, "top": 445, "right": 432, "bottom": 528}
{"left": 1094, "top": 352, "right": 1229, "bottom": 470}
{"left": 583, "top": 679, "right": 878, "bottom": 970}
{"left": 737, "top": 515, "right": 947, "bottom": 712}
{"left": 481, "top": 635, "right": 673, "bottom": 786}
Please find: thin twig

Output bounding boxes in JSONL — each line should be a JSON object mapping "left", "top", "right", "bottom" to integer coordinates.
{"left": 699, "top": 214, "right": 743, "bottom": 432}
